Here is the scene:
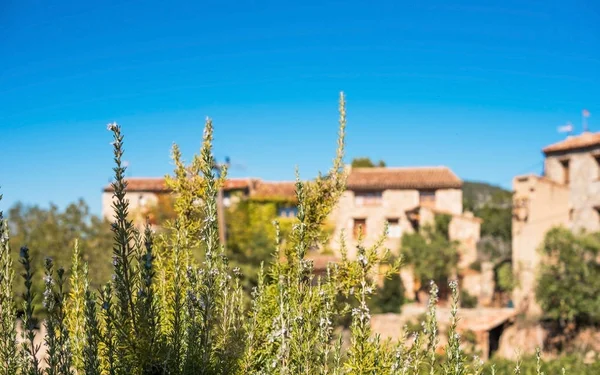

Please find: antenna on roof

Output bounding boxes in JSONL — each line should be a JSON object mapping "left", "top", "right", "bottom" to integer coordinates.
{"left": 582, "top": 109, "right": 591, "bottom": 132}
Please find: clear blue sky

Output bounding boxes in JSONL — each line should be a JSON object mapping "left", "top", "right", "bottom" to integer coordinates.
{"left": 1, "top": 0, "right": 598, "bottom": 215}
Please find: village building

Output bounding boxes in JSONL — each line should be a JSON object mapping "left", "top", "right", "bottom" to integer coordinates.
{"left": 102, "top": 165, "right": 485, "bottom": 302}
{"left": 328, "top": 166, "right": 484, "bottom": 301}
{"left": 513, "top": 131, "right": 600, "bottom": 316}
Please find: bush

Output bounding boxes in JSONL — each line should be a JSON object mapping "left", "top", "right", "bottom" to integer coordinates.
{"left": 401, "top": 217, "right": 459, "bottom": 295}
{"left": 536, "top": 227, "right": 600, "bottom": 325}
{"left": 486, "top": 353, "right": 600, "bottom": 375}
{"left": 369, "top": 271, "right": 405, "bottom": 313}
{"left": 0, "top": 94, "right": 578, "bottom": 374}
{"left": 460, "top": 290, "right": 478, "bottom": 308}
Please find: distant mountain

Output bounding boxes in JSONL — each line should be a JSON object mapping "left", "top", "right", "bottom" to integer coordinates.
{"left": 462, "top": 181, "right": 512, "bottom": 212}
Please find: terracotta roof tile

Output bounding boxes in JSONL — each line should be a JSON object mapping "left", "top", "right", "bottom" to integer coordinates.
{"left": 250, "top": 181, "right": 297, "bottom": 200}
{"left": 103, "top": 177, "right": 254, "bottom": 192}
{"left": 347, "top": 167, "right": 462, "bottom": 190}
{"left": 543, "top": 132, "right": 600, "bottom": 154}
{"left": 103, "top": 178, "right": 168, "bottom": 193}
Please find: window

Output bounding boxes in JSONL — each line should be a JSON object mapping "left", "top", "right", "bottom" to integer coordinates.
{"left": 560, "top": 158, "right": 570, "bottom": 184}
{"left": 355, "top": 191, "right": 383, "bottom": 206}
{"left": 278, "top": 206, "right": 298, "bottom": 218}
{"left": 419, "top": 190, "right": 436, "bottom": 206}
{"left": 594, "top": 154, "right": 600, "bottom": 179}
{"left": 387, "top": 218, "right": 401, "bottom": 238}
{"left": 353, "top": 218, "right": 367, "bottom": 239}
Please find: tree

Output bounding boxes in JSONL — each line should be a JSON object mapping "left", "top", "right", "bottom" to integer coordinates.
{"left": 536, "top": 227, "right": 600, "bottom": 326}
{"left": 369, "top": 272, "right": 405, "bottom": 313}
{"left": 351, "top": 157, "right": 386, "bottom": 168}
{"left": 225, "top": 199, "right": 295, "bottom": 291}
{"left": 401, "top": 214, "right": 459, "bottom": 296}
{"left": 7, "top": 199, "right": 113, "bottom": 312}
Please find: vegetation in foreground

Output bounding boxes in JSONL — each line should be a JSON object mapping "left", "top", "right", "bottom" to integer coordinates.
{"left": 0, "top": 93, "right": 596, "bottom": 375}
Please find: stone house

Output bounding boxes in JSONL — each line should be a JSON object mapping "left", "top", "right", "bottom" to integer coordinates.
{"left": 102, "top": 165, "right": 484, "bottom": 302}
{"left": 327, "top": 166, "right": 483, "bottom": 302}
{"left": 102, "top": 177, "right": 297, "bottom": 224}
{"left": 512, "top": 131, "right": 600, "bottom": 316}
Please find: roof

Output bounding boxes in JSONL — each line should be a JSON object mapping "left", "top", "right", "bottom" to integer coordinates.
{"left": 347, "top": 167, "right": 462, "bottom": 190}
{"left": 103, "top": 177, "right": 254, "bottom": 193}
{"left": 103, "top": 177, "right": 168, "bottom": 193}
{"left": 250, "top": 181, "right": 297, "bottom": 201}
{"left": 543, "top": 131, "right": 600, "bottom": 154}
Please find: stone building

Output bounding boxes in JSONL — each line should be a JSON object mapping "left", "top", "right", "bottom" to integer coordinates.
{"left": 512, "top": 131, "right": 600, "bottom": 316}
{"left": 328, "top": 166, "right": 483, "bottom": 301}
{"left": 102, "top": 165, "right": 484, "bottom": 302}
{"left": 101, "top": 177, "right": 297, "bottom": 224}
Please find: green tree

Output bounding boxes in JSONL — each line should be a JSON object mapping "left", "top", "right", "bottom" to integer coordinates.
{"left": 495, "top": 261, "right": 515, "bottom": 293}
{"left": 536, "top": 227, "right": 600, "bottom": 325}
{"left": 369, "top": 272, "right": 405, "bottom": 313}
{"left": 350, "top": 157, "right": 386, "bottom": 168}
{"left": 401, "top": 214, "right": 459, "bottom": 295}
{"left": 225, "top": 199, "right": 294, "bottom": 291}
{"left": 7, "top": 199, "right": 113, "bottom": 313}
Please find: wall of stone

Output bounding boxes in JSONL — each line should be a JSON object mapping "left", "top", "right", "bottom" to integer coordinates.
{"left": 102, "top": 191, "right": 160, "bottom": 223}
{"left": 329, "top": 189, "right": 421, "bottom": 258}
{"left": 545, "top": 145, "right": 600, "bottom": 233}
{"left": 435, "top": 188, "right": 463, "bottom": 215}
{"left": 449, "top": 213, "right": 481, "bottom": 269}
{"left": 512, "top": 175, "right": 570, "bottom": 317}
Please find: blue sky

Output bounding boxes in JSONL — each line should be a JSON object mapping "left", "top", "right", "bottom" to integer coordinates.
{"left": 1, "top": 0, "right": 599, "bottom": 215}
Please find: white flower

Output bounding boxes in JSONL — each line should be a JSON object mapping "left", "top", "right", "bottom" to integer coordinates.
{"left": 106, "top": 122, "right": 118, "bottom": 131}
{"left": 43, "top": 275, "right": 53, "bottom": 284}
{"left": 319, "top": 317, "right": 332, "bottom": 328}
{"left": 357, "top": 254, "right": 368, "bottom": 266}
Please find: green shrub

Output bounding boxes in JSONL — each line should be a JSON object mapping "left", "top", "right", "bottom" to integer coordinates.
{"left": 486, "top": 353, "right": 600, "bottom": 375}
{"left": 536, "top": 227, "right": 600, "bottom": 325}
{"left": 0, "top": 94, "right": 579, "bottom": 374}
{"left": 460, "top": 290, "right": 478, "bottom": 308}
{"left": 369, "top": 271, "right": 405, "bottom": 313}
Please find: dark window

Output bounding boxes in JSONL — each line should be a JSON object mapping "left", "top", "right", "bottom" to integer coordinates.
{"left": 560, "top": 159, "right": 570, "bottom": 184}
{"left": 594, "top": 154, "right": 600, "bottom": 179}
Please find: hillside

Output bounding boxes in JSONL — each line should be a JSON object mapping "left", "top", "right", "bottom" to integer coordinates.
{"left": 463, "top": 180, "right": 512, "bottom": 212}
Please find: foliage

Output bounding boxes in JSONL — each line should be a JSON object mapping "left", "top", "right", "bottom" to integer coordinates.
{"left": 350, "top": 157, "right": 385, "bottom": 168}
{"left": 142, "top": 194, "right": 178, "bottom": 227}
{"left": 369, "top": 272, "right": 405, "bottom": 314}
{"left": 0, "top": 95, "right": 578, "bottom": 375}
{"left": 224, "top": 199, "right": 294, "bottom": 291}
{"left": 470, "top": 187, "right": 512, "bottom": 262}
{"left": 401, "top": 215, "right": 459, "bottom": 294}
{"left": 460, "top": 290, "right": 477, "bottom": 308}
{"left": 495, "top": 262, "right": 515, "bottom": 293}
{"left": 536, "top": 227, "right": 600, "bottom": 325}
{"left": 7, "top": 199, "right": 113, "bottom": 313}
{"left": 486, "top": 354, "right": 600, "bottom": 375}
{"left": 462, "top": 181, "right": 510, "bottom": 214}
{"left": 0, "top": 195, "right": 19, "bottom": 375}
